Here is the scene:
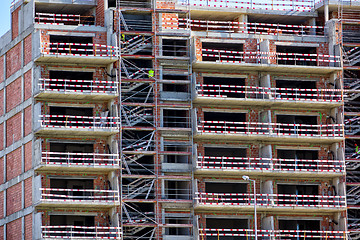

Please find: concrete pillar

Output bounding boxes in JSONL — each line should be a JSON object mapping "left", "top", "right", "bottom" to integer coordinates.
{"left": 259, "top": 39, "right": 270, "bottom": 64}
{"left": 262, "top": 179, "right": 273, "bottom": 194}
{"left": 324, "top": 0, "right": 329, "bottom": 23}
{"left": 234, "top": 14, "right": 247, "bottom": 33}
{"left": 260, "top": 145, "right": 273, "bottom": 169}
{"left": 261, "top": 215, "right": 274, "bottom": 230}
{"left": 260, "top": 74, "right": 271, "bottom": 99}
{"left": 309, "top": 18, "right": 316, "bottom": 35}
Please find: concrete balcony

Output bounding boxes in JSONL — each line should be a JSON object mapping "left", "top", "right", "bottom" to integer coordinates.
{"left": 41, "top": 226, "right": 121, "bottom": 240}
{"left": 195, "top": 84, "right": 343, "bottom": 108}
{"left": 35, "top": 115, "right": 120, "bottom": 137}
{"left": 35, "top": 78, "right": 118, "bottom": 101}
{"left": 195, "top": 156, "right": 345, "bottom": 177}
{"left": 194, "top": 50, "right": 342, "bottom": 74}
{"left": 199, "top": 229, "right": 346, "bottom": 240}
{"left": 37, "top": 188, "right": 120, "bottom": 208}
{"left": 36, "top": 151, "right": 120, "bottom": 173}
{"left": 36, "top": 42, "right": 118, "bottom": 65}
{"left": 195, "top": 192, "right": 346, "bottom": 213}
{"left": 195, "top": 121, "right": 344, "bottom": 143}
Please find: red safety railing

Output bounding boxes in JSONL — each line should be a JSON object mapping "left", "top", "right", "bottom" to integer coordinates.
{"left": 179, "top": 0, "right": 314, "bottom": 12}
{"left": 195, "top": 192, "right": 346, "bottom": 208}
{"left": 35, "top": 12, "right": 95, "bottom": 26}
{"left": 41, "top": 42, "right": 119, "bottom": 57}
{"left": 198, "top": 121, "right": 344, "bottom": 137}
{"left": 41, "top": 152, "right": 120, "bottom": 167}
{"left": 39, "top": 78, "right": 118, "bottom": 94}
{"left": 39, "top": 115, "right": 120, "bottom": 129}
{"left": 199, "top": 229, "right": 346, "bottom": 239}
{"left": 163, "top": 18, "right": 324, "bottom": 36}
{"left": 201, "top": 49, "right": 340, "bottom": 66}
{"left": 42, "top": 226, "right": 122, "bottom": 239}
{"left": 197, "top": 156, "right": 345, "bottom": 173}
{"left": 40, "top": 188, "right": 120, "bottom": 203}
{"left": 197, "top": 84, "right": 343, "bottom": 102}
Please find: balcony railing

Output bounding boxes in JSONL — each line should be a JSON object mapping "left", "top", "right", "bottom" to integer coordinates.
{"left": 42, "top": 226, "right": 121, "bottom": 239}
{"left": 167, "top": 18, "right": 324, "bottom": 36}
{"left": 196, "top": 84, "right": 343, "bottom": 103}
{"left": 201, "top": 49, "right": 340, "bottom": 67}
{"left": 199, "top": 229, "right": 346, "bottom": 240}
{"left": 196, "top": 156, "right": 345, "bottom": 174}
{"left": 38, "top": 78, "right": 118, "bottom": 95}
{"left": 198, "top": 121, "right": 344, "bottom": 138}
{"left": 39, "top": 115, "right": 120, "bottom": 130}
{"left": 195, "top": 192, "right": 346, "bottom": 208}
{"left": 41, "top": 42, "right": 119, "bottom": 58}
{"left": 40, "top": 188, "right": 120, "bottom": 204}
{"left": 35, "top": 12, "right": 95, "bottom": 26}
{"left": 41, "top": 152, "right": 120, "bottom": 168}
{"left": 179, "top": 0, "right": 314, "bottom": 11}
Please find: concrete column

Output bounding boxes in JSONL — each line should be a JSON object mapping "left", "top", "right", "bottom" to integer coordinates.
{"left": 309, "top": 18, "right": 316, "bottom": 35}
{"left": 234, "top": 14, "right": 247, "bottom": 33}
{"left": 261, "top": 215, "right": 274, "bottom": 230}
{"left": 259, "top": 39, "right": 270, "bottom": 64}
{"left": 260, "top": 74, "right": 271, "bottom": 99}
{"left": 260, "top": 145, "right": 273, "bottom": 169}
{"left": 324, "top": 0, "right": 329, "bottom": 23}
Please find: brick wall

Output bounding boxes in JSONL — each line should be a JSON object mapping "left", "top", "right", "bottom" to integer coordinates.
{"left": 0, "top": 56, "right": 4, "bottom": 83}
{"left": 11, "top": 9, "right": 19, "bottom": 40}
{"left": 6, "top": 43, "right": 21, "bottom": 78}
{"left": 6, "top": 113, "right": 22, "bottom": 147}
{"left": 6, "top": 147, "right": 21, "bottom": 181}
{"left": 6, "top": 77, "right": 22, "bottom": 112}
{"left": 24, "top": 70, "right": 32, "bottom": 101}
{"left": 24, "top": 141, "right": 32, "bottom": 171}
{"left": 6, "top": 182, "right": 22, "bottom": 216}
{"left": 24, "top": 177, "right": 32, "bottom": 208}
{"left": 24, "top": 214, "right": 32, "bottom": 239}
{"left": 23, "top": 35, "right": 32, "bottom": 65}
{"left": 7, "top": 218, "right": 22, "bottom": 240}
{"left": 24, "top": 106, "right": 32, "bottom": 136}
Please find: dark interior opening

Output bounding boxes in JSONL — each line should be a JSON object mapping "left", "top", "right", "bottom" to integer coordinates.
{"left": 206, "top": 218, "right": 248, "bottom": 240}
{"left": 278, "top": 184, "right": 319, "bottom": 206}
{"left": 50, "top": 215, "right": 95, "bottom": 226}
{"left": 276, "top": 115, "right": 318, "bottom": 135}
{"left": 205, "top": 182, "right": 247, "bottom": 194}
{"left": 205, "top": 147, "right": 246, "bottom": 157}
{"left": 202, "top": 42, "right": 243, "bottom": 62}
{"left": 122, "top": 14, "right": 152, "bottom": 32}
{"left": 48, "top": 71, "right": 94, "bottom": 92}
{"left": 49, "top": 106, "right": 93, "bottom": 127}
{"left": 108, "top": 0, "right": 116, "bottom": 7}
{"left": 162, "top": 74, "right": 189, "bottom": 93}
{"left": 276, "top": 80, "right": 316, "bottom": 89}
{"left": 165, "top": 215, "right": 192, "bottom": 235}
{"left": 163, "top": 109, "right": 189, "bottom": 128}
{"left": 163, "top": 143, "right": 190, "bottom": 164}
{"left": 279, "top": 219, "right": 320, "bottom": 231}
{"left": 162, "top": 39, "right": 188, "bottom": 57}
{"left": 49, "top": 142, "right": 94, "bottom": 164}
{"left": 277, "top": 149, "right": 318, "bottom": 170}
{"left": 165, "top": 180, "right": 191, "bottom": 200}
{"left": 203, "top": 147, "right": 247, "bottom": 168}
{"left": 203, "top": 76, "right": 246, "bottom": 98}
{"left": 123, "top": 155, "right": 154, "bottom": 175}
{"left": 276, "top": 46, "right": 317, "bottom": 66}
{"left": 204, "top": 112, "right": 246, "bottom": 122}
{"left": 49, "top": 178, "right": 94, "bottom": 201}
{"left": 49, "top": 36, "right": 93, "bottom": 55}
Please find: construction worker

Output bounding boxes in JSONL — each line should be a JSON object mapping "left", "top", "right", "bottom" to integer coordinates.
{"left": 121, "top": 34, "right": 126, "bottom": 44}
{"left": 148, "top": 69, "right": 154, "bottom": 78}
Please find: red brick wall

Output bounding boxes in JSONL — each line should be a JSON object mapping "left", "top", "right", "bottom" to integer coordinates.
{"left": 6, "top": 77, "right": 22, "bottom": 112}
{"left": 24, "top": 214, "right": 32, "bottom": 239}
{"left": 24, "top": 70, "right": 32, "bottom": 100}
{"left": 0, "top": 56, "right": 4, "bottom": 83}
{"left": 6, "top": 182, "right": 22, "bottom": 216}
{"left": 0, "top": 192, "right": 3, "bottom": 217}
{"left": 11, "top": 9, "right": 19, "bottom": 40}
{"left": 6, "top": 43, "right": 21, "bottom": 78}
{"left": 24, "top": 106, "right": 32, "bottom": 136}
{"left": 0, "top": 157, "right": 3, "bottom": 184}
{"left": 6, "top": 147, "right": 22, "bottom": 181}
{"left": 6, "top": 113, "right": 22, "bottom": 147}
{"left": 0, "top": 124, "right": 4, "bottom": 151}
{"left": 96, "top": 0, "right": 105, "bottom": 27}
{"left": 24, "top": 141, "right": 32, "bottom": 172}
{"left": 24, "top": 34, "right": 32, "bottom": 65}
{"left": 0, "top": 89, "right": 4, "bottom": 116}
{"left": 24, "top": 177, "right": 32, "bottom": 208}
{"left": 7, "top": 218, "right": 22, "bottom": 240}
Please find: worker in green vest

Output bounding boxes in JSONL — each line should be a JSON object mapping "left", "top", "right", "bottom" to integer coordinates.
{"left": 148, "top": 69, "right": 154, "bottom": 78}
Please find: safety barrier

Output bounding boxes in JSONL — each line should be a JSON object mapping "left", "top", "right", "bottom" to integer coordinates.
{"left": 39, "top": 115, "right": 120, "bottom": 129}
{"left": 35, "top": 12, "right": 95, "bottom": 26}
{"left": 201, "top": 49, "right": 340, "bottom": 66}
{"left": 179, "top": 0, "right": 314, "bottom": 11}
{"left": 41, "top": 151, "right": 120, "bottom": 167}
{"left": 163, "top": 18, "right": 324, "bottom": 36}
{"left": 199, "top": 229, "right": 346, "bottom": 239}
{"left": 198, "top": 121, "right": 344, "bottom": 137}
{"left": 195, "top": 192, "right": 346, "bottom": 208}
{"left": 41, "top": 42, "right": 119, "bottom": 57}
{"left": 197, "top": 156, "right": 345, "bottom": 173}
{"left": 42, "top": 226, "right": 122, "bottom": 239}
{"left": 39, "top": 78, "right": 118, "bottom": 94}
{"left": 197, "top": 84, "right": 343, "bottom": 102}
{"left": 40, "top": 188, "right": 120, "bottom": 203}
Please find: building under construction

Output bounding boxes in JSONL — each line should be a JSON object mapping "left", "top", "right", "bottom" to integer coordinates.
{"left": 0, "top": 0, "right": 358, "bottom": 239}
